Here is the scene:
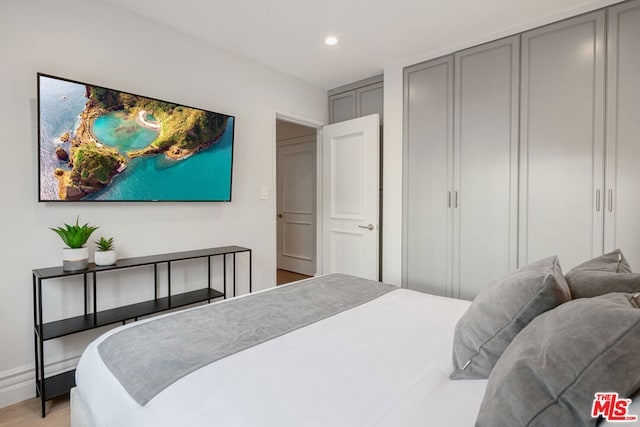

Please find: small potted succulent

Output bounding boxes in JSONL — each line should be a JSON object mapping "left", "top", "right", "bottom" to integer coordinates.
{"left": 94, "top": 236, "right": 117, "bottom": 266}
{"left": 50, "top": 217, "right": 99, "bottom": 271}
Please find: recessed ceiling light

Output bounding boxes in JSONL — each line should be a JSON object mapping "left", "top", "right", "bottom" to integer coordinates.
{"left": 325, "top": 36, "right": 338, "bottom": 46}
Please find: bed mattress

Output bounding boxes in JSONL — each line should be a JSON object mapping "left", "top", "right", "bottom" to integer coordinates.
{"left": 75, "top": 283, "right": 487, "bottom": 426}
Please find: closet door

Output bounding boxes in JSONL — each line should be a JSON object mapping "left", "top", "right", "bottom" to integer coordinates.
{"left": 605, "top": 0, "right": 640, "bottom": 269}
{"left": 453, "top": 36, "right": 520, "bottom": 300}
{"left": 519, "top": 11, "right": 606, "bottom": 270}
{"left": 356, "top": 82, "right": 384, "bottom": 121}
{"left": 329, "top": 92, "right": 356, "bottom": 123}
{"left": 403, "top": 56, "right": 454, "bottom": 296}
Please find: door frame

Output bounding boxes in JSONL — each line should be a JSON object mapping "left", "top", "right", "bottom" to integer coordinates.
{"left": 274, "top": 111, "right": 325, "bottom": 279}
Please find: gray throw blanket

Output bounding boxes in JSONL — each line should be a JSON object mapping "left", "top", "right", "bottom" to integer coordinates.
{"left": 97, "top": 273, "right": 397, "bottom": 405}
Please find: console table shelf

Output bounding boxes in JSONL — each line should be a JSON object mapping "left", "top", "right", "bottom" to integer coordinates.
{"left": 37, "top": 370, "right": 76, "bottom": 402}
{"left": 32, "top": 246, "right": 251, "bottom": 417}
{"left": 39, "top": 287, "right": 224, "bottom": 340}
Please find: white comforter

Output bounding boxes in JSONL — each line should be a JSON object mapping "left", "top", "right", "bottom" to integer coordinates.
{"left": 75, "top": 286, "right": 487, "bottom": 426}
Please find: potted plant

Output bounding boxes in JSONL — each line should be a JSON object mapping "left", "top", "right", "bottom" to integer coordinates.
{"left": 50, "top": 217, "right": 99, "bottom": 271}
{"left": 94, "top": 236, "right": 117, "bottom": 266}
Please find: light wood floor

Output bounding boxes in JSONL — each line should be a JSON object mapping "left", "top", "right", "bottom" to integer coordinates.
{"left": 0, "top": 271, "right": 310, "bottom": 426}
{"left": 277, "top": 269, "right": 311, "bottom": 285}
{"left": 0, "top": 396, "right": 69, "bottom": 427}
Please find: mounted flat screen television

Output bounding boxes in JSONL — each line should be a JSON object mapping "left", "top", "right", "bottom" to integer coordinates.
{"left": 38, "top": 73, "right": 234, "bottom": 201}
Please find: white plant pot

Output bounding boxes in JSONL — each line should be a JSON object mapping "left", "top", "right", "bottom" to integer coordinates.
{"left": 62, "top": 247, "right": 89, "bottom": 271}
{"left": 95, "top": 250, "right": 117, "bottom": 266}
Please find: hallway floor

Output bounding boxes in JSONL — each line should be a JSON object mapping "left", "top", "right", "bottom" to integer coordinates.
{"left": 277, "top": 269, "right": 311, "bottom": 285}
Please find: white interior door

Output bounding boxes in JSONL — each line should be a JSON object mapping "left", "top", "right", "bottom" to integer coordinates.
{"left": 276, "top": 137, "right": 316, "bottom": 276}
{"left": 322, "top": 114, "right": 380, "bottom": 280}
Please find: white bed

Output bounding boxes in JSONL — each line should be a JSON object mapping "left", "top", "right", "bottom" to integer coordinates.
{"left": 73, "top": 283, "right": 487, "bottom": 426}
{"left": 72, "top": 277, "right": 640, "bottom": 426}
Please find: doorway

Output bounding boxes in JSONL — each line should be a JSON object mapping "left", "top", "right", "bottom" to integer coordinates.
{"left": 276, "top": 119, "right": 317, "bottom": 285}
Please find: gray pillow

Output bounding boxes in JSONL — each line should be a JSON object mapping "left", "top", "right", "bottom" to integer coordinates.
{"left": 566, "top": 250, "right": 640, "bottom": 299}
{"left": 568, "top": 249, "right": 632, "bottom": 274}
{"left": 566, "top": 271, "right": 640, "bottom": 299}
{"left": 476, "top": 292, "right": 640, "bottom": 427}
{"left": 450, "top": 256, "right": 571, "bottom": 380}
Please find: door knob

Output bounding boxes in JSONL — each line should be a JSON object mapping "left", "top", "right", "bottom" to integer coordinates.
{"left": 277, "top": 213, "right": 283, "bottom": 218}
{"left": 358, "top": 224, "right": 374, "bottom": 231}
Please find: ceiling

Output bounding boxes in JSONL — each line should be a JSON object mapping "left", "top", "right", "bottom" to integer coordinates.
{"left": 103, "top": 0, "right": 618, "bottom": 90}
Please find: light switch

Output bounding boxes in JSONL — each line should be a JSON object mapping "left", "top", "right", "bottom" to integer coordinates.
{"left": 261, "top": 186, "right": 269, "bottom": 200}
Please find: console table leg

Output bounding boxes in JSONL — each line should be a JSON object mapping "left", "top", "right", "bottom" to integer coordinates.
{"left": 233, "top": 253, "right": 236, "bottom": 297}
{"left": 249, "top": 250, "right": 252, "bottom": 293}
{"left": 207, "top": 257, "right": 212, "bottom": 303}
{"left": 168, "top": 262, "right": 172, "bottom": 306}
{"left": 38, "top": 278, "right": 45, "bottom": 417}
{"left": 223, "top": 254, "right": 227, "bottom": 299}
{"left": 92, "top": 272, "right": 97, "bottom": 326}
{"left": 83, "top": 274, "right": 88, "bottom": 315}
{"left": 32, "top": 275, "right": 39, "bottom": 398}
{"left": 33, "top": 334, "right": 39, "bottom": 397}
{"left": 154, "top": 264, "right": 158, "bottom": 300}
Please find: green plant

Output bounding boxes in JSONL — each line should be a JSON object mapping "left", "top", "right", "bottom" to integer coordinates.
{"left": 96, "top": 236, "right": 114, "bottom": 251}
{"left": 50, "top": 217, "right": 99, "bottom": 249}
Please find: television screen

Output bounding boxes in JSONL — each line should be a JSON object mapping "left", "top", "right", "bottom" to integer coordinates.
{"left": 38, "top": 73, "right": 234, "bottom": 201}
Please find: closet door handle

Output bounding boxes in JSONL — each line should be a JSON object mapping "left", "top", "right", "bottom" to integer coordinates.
{"left": 608, "top": 189, "right": 613, "bottom": 212}
{"left": 448, "top": 191, "right": 452, "bottom": 208}
{"left": 454, "top": 191, "right": 459, "bottom": 208}
{"left": 596, "top": 189, "right": 601, "bottom": 212}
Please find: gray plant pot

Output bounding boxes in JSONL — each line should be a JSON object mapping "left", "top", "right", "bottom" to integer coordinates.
{"left": 62, "top": 247, "right": 89, "bottom": 271}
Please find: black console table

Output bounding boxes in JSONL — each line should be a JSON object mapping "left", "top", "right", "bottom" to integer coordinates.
{"left": 32, "top": 245, "right": 251, "bottom": 417}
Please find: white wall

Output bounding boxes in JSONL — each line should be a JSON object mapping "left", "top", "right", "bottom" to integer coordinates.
{"left": 381, "top": 0, "right": 623, "bottom": 286}
{"left": 0, "top": 0, "right": 326, "bottom": 407}
{"left": 381, "top": 68, "right": 404, "bottom": 286}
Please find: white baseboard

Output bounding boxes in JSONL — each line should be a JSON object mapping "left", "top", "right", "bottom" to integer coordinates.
{"left": 0, "top": 355, "right": 80, "bottom": 409}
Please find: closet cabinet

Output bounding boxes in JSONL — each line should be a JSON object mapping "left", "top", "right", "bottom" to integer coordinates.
{"left": 404, "top": 36, "right": 519, "bottom": 299}
{"left": 519, "top": 11, "right": 606, "bottom": 270}
{"left": 328, "top": 77, "right": 383, "bottom": 124}
{"left": 605, "top": 0, "right": 640, "bottom": 269}
{"left": 404, "top": 3, "right": 640, "bottom": 298}
{"left": 329, "top": 91, "right": 357, "bottom": 123}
